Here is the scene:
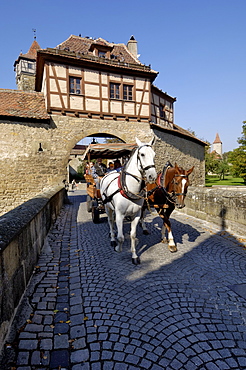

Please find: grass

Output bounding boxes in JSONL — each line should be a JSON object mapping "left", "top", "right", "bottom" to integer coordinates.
{"left": 205, "top": 175, "right": 245, "bottom": 187}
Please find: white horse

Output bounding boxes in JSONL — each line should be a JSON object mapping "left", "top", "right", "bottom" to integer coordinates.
{"left": 100, "top": 137, "right": 157, "bottom": 264}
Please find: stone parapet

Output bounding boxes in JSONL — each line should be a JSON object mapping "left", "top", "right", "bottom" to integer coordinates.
{"left": 180, "top": 186, "right": 246, "bottom": 237}
{"left": 0, "top": 186, "right": 65, "bottom": 353}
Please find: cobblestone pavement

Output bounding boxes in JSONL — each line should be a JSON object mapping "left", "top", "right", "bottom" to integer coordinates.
{"left": 1, "top": 189, "right": 246, "bottom": 370}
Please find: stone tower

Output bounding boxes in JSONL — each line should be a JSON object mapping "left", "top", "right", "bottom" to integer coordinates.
{"left": 14, "top": 39, "right": 41, "bottom": 91}
{"left": 213, "top": 133, "right": 222, "bottom": 156}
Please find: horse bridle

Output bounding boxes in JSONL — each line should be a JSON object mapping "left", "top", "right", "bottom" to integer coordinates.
{"left": 136, "top": 145, "right": 156, "bottom": 174}
{"left": 171, "top": 174, "right": 189, "bottom": 197}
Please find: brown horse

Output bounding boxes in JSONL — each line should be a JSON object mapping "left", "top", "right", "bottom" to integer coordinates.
{"left": 140, "top": 161, "right": 194, "bottom": 252}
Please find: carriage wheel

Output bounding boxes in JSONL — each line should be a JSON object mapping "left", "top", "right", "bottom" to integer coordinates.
{"left": 87, "top": 195, "right": 92, "bottom": 212}
{"left": 92, "top": 201, "right": 100, "bottom": 223}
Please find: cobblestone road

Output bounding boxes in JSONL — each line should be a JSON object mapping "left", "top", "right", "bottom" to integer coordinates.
{"left": 1, "top": 189, "right": 246, "bottom": 370}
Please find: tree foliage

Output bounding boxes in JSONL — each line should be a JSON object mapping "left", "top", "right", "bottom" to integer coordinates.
{"left": 228, "top": 122, "right": 246, "bottom": 183}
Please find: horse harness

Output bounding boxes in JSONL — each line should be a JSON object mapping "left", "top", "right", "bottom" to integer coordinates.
{"left": 102, "top": 144, "right": 155, "bottom": 205}
{"left": 146, "top": 161, "right": 189, "bottom": 209}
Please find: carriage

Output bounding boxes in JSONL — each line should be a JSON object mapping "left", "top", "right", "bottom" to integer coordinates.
{"left": 82, "top": 142, "right": 137, "bottom": 223}
{"left": 82, "top": 139, "right": 193, "bottom": 263}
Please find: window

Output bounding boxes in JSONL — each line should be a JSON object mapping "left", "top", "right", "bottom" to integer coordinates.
{"left": 110, "top": 83, "right": 120, "bottom": 99}
{"left": 69, "top": 77, "right": 82, "bottom": 94}
{"left": 159, "top": 104, "right": 165, "bottom": 119}
{"left": 123, "top": 85, "right": 133, "bottom": 101}
{"left": 98, "top": 51, "right": 106, "bottom": 58}
{"left": 27, "top": 62, "right": 34, "bottom": 69}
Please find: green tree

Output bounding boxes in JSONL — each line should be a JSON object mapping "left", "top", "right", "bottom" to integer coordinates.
{"left": 216, "top": 157, "right": 230, "bottom": 180}
{"left": 205, "top": 146, "right": 219, "bottom": 175}
{"left": 228, "top": 122, "right": 246, "bottom": 183}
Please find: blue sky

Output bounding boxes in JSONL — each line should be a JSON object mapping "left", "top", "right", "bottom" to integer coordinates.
{"left": 1, "top": 0, "right": 245, "bottom": 153}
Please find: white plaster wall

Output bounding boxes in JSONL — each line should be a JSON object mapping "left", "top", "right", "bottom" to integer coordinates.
{"left": 124, "top": 102, "right": 135, "bottom": 115}
{"left": 86, "top": 98, "right": 100, "bottom": 111}
{"left": 101, "top": 73, "right": 108, "bottom": 84}
{"left": 84, "top": 84, "right": 100, "bottom": 97}
{"left": 84, "top": 69, "right": 99, "bottom": 83}
{"left": 50, "top": 95, "right": 63, "bottom": 108}
{"left": 111, "top": 101, "right": 122, "bottom": 114}
{"left": 69, "top": 66, "right": 82, "bottom": 75}
{"left": 101, "top": 86, "right": 108, "bottom": 98}
{"left": 70, "top": 95, "right": 83, "bottom": 110}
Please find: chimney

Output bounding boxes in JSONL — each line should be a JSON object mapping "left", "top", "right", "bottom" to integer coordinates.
{"left": 127, "top": 36, "right": 138, "bottom": 59}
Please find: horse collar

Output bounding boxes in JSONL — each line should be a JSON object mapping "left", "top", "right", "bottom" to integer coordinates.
{"left": 118, "top": 171, "right": 145, "bottom": 201}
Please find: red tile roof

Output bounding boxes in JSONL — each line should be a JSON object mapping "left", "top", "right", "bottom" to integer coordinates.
{"left": 0, "top": 89, "right": 50, "bottom": 121}
{"left": 56, "top": 35, "right": 141, "bottom": 65}
{"left": 19, "top": 40, "right": 41, "bottom": 60}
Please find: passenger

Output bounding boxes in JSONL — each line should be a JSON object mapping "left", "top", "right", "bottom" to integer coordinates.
{"left": 114, "top": 159, "right": 122, "bottom": 172}
{"left": 92, "top": 158, "right": 107, "bottom": 188}
{"left": 107, "top": 162, "right": 115, "bottom": 172}
{"left": 94, "top": 158, "right": 107, "bottom": 177}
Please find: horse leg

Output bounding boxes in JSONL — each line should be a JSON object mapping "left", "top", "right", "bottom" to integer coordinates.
{"left": 130, "top": 214, "right": 141, "bottom": 265}
{"left": 115, "top": 214, "right": 124, "bottom": 253}
{"left": 162, "top": 216, "right": 177, "bottom": 253}
{"left": 139, "top": 206, "right": 149, "bottom": 235}
{"left": 106, "top": 207, "right": 117, "bottom": 248}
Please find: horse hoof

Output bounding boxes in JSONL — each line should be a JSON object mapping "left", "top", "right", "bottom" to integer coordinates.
{"left": 168, "top": 245, "right": 177, "bottom": 253}
{"left": 143, "top": 230, "right": 149, "bottom": 235}
{"left": 111, "top": 241, "right": 117, "bottom": 248}
{"left": 132, "top": 257, "right": 140, "bottom": 265}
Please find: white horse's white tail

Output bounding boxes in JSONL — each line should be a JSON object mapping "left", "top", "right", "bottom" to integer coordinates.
{"left": 100, "top": 137, "right": 157, "bottom": 264}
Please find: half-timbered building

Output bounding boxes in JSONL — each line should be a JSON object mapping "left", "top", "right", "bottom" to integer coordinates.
{"left": 34, "top": 35, "right": 176, "bottom": 130}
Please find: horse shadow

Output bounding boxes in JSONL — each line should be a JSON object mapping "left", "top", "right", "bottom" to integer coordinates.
{"left": 137, "top": 213, "right": 201, "bottom": 251}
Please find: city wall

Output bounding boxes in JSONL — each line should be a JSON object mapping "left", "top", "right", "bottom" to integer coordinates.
{"left": 180, "top": 186, "right": 246, "bottom": 237}
{"left": 0, "top": 186, "right": 64, "bottom": 352}
{"left": 0, "top": 115, "right": 205, "bottom": 216}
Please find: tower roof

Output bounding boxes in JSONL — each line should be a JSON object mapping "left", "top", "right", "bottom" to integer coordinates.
{"left": 213, "top": 133, "right": 222, "bottom": 144}
{"left": 22, "top": 39, "right": 41, "bottom": 59}
{"left": 14, "top": 40, "right": 41, "bottom": 67}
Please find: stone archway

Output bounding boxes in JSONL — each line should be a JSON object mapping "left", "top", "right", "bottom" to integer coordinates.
{"left": 0, "top": 115, "right": 154, "bottom": 215}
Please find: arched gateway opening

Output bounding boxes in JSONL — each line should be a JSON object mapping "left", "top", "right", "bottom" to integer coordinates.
{"left": 68, "top": 133, "right": 125, "bottom": 183}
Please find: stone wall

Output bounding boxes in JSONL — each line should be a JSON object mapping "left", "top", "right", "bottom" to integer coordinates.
{"left": 0, "top": 186, "right": 64, "bottom": 352}
{"left": 153, "top": 129, "right": 205, "bottom": 186}
{"left": 0, "top": 115, "right": 204, "bottom": 215}
{"left": 180, "top": 186, "right": 246, "bottom": 237}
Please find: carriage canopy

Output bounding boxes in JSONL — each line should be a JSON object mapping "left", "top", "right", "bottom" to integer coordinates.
{"left": 81, "top": 143, "right": 137, "bottom": 160}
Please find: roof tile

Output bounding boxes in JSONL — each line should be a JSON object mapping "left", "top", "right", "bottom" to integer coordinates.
{"left": 0, "top": 89, "right": 50, "bottom": 120}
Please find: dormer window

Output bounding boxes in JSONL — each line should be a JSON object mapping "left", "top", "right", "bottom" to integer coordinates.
{"left": 89, "top": 41, "right": 113, "bottom": 59}
{"left": 98, "top": 51, "right": 106, "bottom": 58}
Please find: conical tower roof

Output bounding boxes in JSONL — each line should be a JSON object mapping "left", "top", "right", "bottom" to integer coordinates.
{"left": 21, "top": 39, "right": 41, "bottom": 59}
{"left": 213, "top": 133, "right": 222, "bottom": 144}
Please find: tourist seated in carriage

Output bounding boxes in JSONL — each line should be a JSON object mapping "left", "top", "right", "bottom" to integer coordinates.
{"left": 91, "top": 158, "right": 107, "bottom": 188}
{"left": 114, "top": 159, "right": 122, "bottom": 172}
{"left": 107, "top": 162, "right": 115, "bottom": 172}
